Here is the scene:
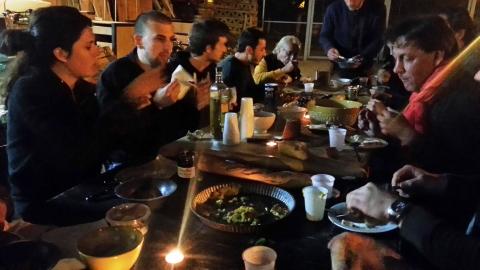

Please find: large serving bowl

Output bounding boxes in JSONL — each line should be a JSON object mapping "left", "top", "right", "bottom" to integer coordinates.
{"left": 191, "top": 183, "right": 295, "bottom": 233}
{"left": 254, "top": 111, "right": 276, "bottom": 134}
{"left": 77, "top": 226, "right": 143, "bottom": 270}
{"left": 114, "top": 177, "right": 177, "bottom": 211}
{"left": 308, "top": 99, "right": 362, "bottom": 126}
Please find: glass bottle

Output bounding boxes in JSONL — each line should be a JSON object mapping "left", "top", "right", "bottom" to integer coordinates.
{"left": 210, "top": 66, "right": 227, "bottom": 140}
{"left": 177, "top": 150, "right": 195, "bottom": 180}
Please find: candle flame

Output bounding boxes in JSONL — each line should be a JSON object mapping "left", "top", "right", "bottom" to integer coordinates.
{"left": 266, "top": 141, "right": 277, "bottom": 147}
{"left": 166, "top": 249, "right": 184, "bottom": 264}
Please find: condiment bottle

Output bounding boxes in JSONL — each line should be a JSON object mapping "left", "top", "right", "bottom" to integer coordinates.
{"left": 177, "top": 150, "right": 195, "bottom": 180}
{"left": 210, "top": 66, "right": 228, "bottom": 140}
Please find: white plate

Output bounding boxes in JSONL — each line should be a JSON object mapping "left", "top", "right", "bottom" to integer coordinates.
{"left": 327, "top": 202, "right": 397, "bottom": 233}
{"left": 348, "top": 135, "right": 388, "bottom": 150}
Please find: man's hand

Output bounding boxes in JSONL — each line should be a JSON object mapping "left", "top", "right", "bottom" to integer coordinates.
{"left": 123, "top": 66, "right": 165, "bottom": 109}
{"left": 195, "top": 79, "right": 211, "bottom": 110}
{"left": 377, "top": 112, "right": 416, "bottom": 145}
{"left": 327, "top": 48, "right": 341, "bottom": 61}
{"left": 367, "top": 99, "right": 387, "bottom": 115}
{"left": 152, "top": 80, "right": 181, "bottom": 109}
{"left": 392, "top": 165, "right": 447, "bottom": 197}
{"left": 346, "top": 183, "right": 397, "bottom": 223}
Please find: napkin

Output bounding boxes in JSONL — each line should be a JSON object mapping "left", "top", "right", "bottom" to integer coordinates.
{"left": 170, "top": 65, "right": 194, "bottom": 100}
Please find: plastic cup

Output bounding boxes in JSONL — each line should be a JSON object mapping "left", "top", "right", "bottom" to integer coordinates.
{"left": 105, "top": 203, "right": 151, "bottom": 235}
{"left": 304, "top": 82, "right": 314, "bottom": 93}
{"left": 328, "top": 127, "right": 347, "bottom": 150}
{"left": 302, "top": 186, "right": 327, "bottom": 221}
{"left": 242, "top": 246, "right": 277, "bottom": 270}
{"left": 223, "top": 112, "right": 240, "bottom": 145}
{"left": 311, "top": 174, "right": 335, "bottom": 199}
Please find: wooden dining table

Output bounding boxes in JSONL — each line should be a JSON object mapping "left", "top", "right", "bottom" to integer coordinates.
{"left": 32, "top": 120, "right": 419, "bottom": 270}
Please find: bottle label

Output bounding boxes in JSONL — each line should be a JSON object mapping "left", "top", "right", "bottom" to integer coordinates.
{"left": 178, "top": 166, "right": 195, "bottom": 179}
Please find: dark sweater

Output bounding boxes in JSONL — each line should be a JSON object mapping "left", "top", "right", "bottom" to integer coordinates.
{"left": 220, "top": 55, "right": 264, "bottom": 105}
{"left": 319, "top": 0, "right": 386, "bottom": 71}
{"left": 7, "top": 68, "right": 106, "bottom": 219}
{"left": 166, "top": 51, "right": 216, "bottom": 128}
{"left": 97, "top": 49, "right": 188, "bottom": 163}
{"left": 400, "top": 174, "right": 480, "bottom": 270}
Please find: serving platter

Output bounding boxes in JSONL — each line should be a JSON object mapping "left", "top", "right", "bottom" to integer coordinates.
{"left": 191, "top": 183, "right": 295, "bottom": 233}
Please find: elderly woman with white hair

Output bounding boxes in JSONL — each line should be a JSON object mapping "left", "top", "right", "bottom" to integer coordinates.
{"left": 253, "top": 35, "right": 302, "bottom": 85}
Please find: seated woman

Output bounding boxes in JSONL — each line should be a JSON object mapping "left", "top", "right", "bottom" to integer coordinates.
{"left": 3, "top": 6, "right": 112, "bottom": 223}
{"left": 253, "top": 35, "right": 302, "bottom": 85}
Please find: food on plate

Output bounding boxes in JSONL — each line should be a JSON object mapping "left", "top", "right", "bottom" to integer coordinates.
{"left": 278, "top": 141, "right": 308, "bottom": 160}
{"left": 196, "top": 189, "right": 289, "bottom": 226}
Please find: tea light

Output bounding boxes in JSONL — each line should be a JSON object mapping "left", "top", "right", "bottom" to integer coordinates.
{"left": 302, "top": 114, "right": 311, "bottom": 126}
{"left": 166, "top": 248, "right": 184, "bottom": 265}
{"left": 266, "top": 141, "right": 277, "bottom": 147}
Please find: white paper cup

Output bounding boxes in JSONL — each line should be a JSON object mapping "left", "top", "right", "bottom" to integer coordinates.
{"left": 242, "top": 246, "right": 277, "bottom": 270}
{"left": 328, "top": 127, "right": 347, "bottom": 150}
{"left": 302, "top": 186, "right": 327, "bottom": 221}
{"left": 311, "top": 174, "right": 335, "bottom": 198}
{"left": 223, "top": 112, "right": 240, "bottom": 145}
{"left": 304, "top": 82, "right": 314, "bottom": 93}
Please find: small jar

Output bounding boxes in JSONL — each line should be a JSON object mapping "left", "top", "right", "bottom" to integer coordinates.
{"left": 177, "top": 150, "right": 195, "bottom": 179}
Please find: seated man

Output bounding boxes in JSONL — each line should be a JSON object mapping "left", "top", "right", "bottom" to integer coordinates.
{"left": 335, "top": 164, "right": 480, "bottom": 270}
{"left": 97, "top": 11, "right": 182, "bottom": 163}
{"left": 253, "top": 35, "right": 301, "bottom": 85}
{"left": 319, "top": 0, "right": 386, "bottom": 78}
{"left": 166, "top": 19, "right": 231, "bottom": 128}
{"left": 359, "top": 16, "right": 480, "bottom": 174}
{"left": 220, "top": 27, "right": 267, "bottom": 105}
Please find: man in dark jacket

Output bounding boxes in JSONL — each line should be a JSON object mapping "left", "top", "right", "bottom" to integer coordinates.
{"left": 319, "top": 0, "right": 386, "bottom": 78}
{"left": 220, "top": 28, "right": 267, "bottom": 105}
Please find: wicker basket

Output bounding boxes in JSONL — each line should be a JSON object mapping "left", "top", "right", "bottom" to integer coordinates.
{"left": 308, "top": 99, "right": 362, "bottom": 126}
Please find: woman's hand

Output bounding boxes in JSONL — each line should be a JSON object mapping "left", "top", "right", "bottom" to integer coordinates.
{"left": 377, "top": 112, "right": 416, "bottom": 145}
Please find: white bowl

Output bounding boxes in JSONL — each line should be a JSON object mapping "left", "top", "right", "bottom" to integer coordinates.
{"left": 254, "top": 111, "right": 276, "bottom": 134}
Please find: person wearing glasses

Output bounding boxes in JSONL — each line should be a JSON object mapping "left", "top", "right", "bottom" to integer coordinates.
{"left": 253, "top": 35, "right": 302, "bottom": 85}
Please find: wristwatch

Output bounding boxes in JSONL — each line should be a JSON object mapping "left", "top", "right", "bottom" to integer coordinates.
{"left": 387, "top": 199, "right": 410, "bottom": 224}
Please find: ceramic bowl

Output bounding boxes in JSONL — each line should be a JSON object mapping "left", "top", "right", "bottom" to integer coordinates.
{"left": 115, "top": 178, "right": 177, "bottom": 210}
{"left": 254, "top": 111, "right": 276, "bottom": 134}
{"left": 77, "top": 226, "right": 143, "bottom": 270}
{"left": 308, "top": 99, "right": 362, "bottom": 126}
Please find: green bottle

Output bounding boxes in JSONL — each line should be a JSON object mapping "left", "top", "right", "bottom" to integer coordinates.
{"left": 210, "top": 66, "right": 227, "bottom": 140}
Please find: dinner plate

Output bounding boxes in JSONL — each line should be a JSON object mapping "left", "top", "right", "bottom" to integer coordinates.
{"left": 327, "top": 202, "right": 397, "bottom": 233}
{"left": 347, "top": 135, "right": 388, "bottom": 150}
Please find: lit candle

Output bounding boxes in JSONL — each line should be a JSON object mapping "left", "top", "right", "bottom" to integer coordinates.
{"left": 166, "top": 248, "right": 184, "bottom": 265}
{"left": 302, "top": 114, "right": 311, "bottom": 126}
{"left": 266, "top": 141, "right": 277, "bottom": 147}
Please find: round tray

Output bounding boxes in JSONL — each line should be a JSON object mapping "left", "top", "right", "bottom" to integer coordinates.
{"left": 191, "top": 183, "right": 295, "bottom": 233}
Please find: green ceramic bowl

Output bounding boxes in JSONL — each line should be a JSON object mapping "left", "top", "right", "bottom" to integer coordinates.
{"left": 308, "top": 99, "right": 362, "bottom": 126}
